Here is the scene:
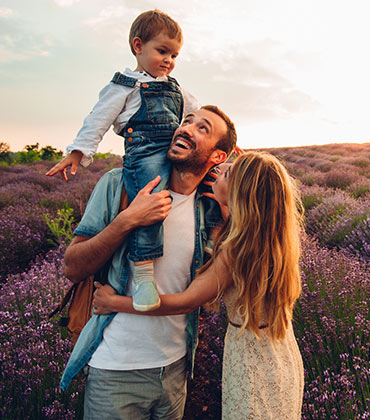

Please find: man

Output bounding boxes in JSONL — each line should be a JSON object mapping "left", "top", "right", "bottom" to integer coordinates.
{"left": 60, "top": 105, "right": 237, "bottom": 419}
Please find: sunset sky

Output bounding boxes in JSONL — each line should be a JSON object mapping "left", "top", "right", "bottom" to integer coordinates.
{"left": 1, "top": 0, "right": 370, "bottom": 156}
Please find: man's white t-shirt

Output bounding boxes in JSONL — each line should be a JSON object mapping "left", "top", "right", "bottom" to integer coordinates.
{"left": 89, "top": 189, "right": 196, "bottom": 370}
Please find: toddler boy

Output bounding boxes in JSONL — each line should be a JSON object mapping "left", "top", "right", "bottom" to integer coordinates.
{"left": 46, "top": 10, "right": 199, "bottom": 311}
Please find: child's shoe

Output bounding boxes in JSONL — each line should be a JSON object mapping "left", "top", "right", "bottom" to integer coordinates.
{"left": 132, "top": 263, "right": 160, "bottom": 311}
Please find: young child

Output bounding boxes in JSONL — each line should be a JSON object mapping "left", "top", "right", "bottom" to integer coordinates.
{"left": 46, "top": 10, "right": 200, "bottom": 312}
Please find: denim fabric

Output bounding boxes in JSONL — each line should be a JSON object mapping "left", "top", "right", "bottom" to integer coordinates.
{"left": 60, "top": 169, "right": 217, "bottom": 390}
{"left": 83, "top": 356, "right": 187, "bottom": 420}
{"left": 118, "top": 75, "right": 184, "bottom": 261}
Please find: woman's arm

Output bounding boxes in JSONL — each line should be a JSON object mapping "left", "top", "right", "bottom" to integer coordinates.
{"left": 93, "top": 250, "right": 233, "bottom": 315}
{"left": 64, "top": 176, "right": 172, "bottom": 283}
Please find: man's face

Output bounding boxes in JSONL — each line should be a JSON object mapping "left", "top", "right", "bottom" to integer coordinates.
{"left": 167, "top": 109, "right": 227, "bottom": 174}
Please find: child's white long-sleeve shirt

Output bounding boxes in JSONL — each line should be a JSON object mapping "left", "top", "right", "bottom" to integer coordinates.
{"left": 66, "top": 68, "right": 200, "bottom": 167}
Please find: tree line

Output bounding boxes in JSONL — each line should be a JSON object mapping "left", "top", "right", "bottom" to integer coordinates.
{"left": 0, "top": 142, "right": 63, "bottom": 165}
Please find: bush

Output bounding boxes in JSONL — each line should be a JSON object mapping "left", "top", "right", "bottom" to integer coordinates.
{"left": 0, "top": 246, "right": 84, "bottom": 420}
{"left": 305, "top": 191, "right": 370, "bottom": 258}
{"left": 43, "top": 206, "right": 75, "bottom": 246}
{"left": 184, "top": 306, "right": 227, "bottom": 419}
{"left": 296, "top": 238, "right": 370, "bottom": 419}
{"left": 343, "top": 215, "right": 370, "bottom": 259}
{"left": 322, "top": 169, "right": 357, "bottom": 190}
{"left": 300, "top": 185, "right": 331, "bottom": 211}
{"left": 0, "top": 202, "right": 53, "bottom": 282}
{"left": 0, "top": 159, "right": 122, "bottom": 279}
{"left": 347, "top": 180, "right": 370, "bottom": 199}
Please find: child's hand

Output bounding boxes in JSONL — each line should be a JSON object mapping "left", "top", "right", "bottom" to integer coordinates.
{"left": 203, "top": 170, "right": 230, "bottom": 221}
{"left": 232, "top": 145, "right": 245, "bottom": 158}
{"left": 45, "top": 150, "right": 84, "bottom": 181}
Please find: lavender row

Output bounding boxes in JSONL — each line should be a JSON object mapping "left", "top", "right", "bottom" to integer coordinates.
{"left": 1, "top": 152, "right": 368, "bottom": 283}
{"left": 0, "top": 159, "right": 122, "bottom": 281}
{"left": 0, "top": 245, "right": 84, "bottom": 419}
{"left": 1, "top": 237, "right": 368, "bottom": 418}
{"left": 301, "top": 185, "right": 370, "bottom": 259}
{"left": 258, "top": 143, "right": 370, "bottom": 258}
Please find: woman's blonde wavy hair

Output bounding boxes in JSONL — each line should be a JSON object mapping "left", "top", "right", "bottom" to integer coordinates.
{"left": 202, "top": 151, "right": 304, "bottom": 340}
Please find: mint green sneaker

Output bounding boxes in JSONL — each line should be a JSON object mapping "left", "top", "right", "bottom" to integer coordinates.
{"left": 132, "top": 281, "right": 161, "bottom": 311}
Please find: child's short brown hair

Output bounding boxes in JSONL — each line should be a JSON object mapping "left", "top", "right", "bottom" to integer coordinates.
{"left": 129, "top": 9, "right": 183, "bottom": 55}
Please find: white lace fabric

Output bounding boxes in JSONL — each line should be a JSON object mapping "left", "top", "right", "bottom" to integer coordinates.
{"left": 222, "top": 287, "right": 304, "bottom": 419}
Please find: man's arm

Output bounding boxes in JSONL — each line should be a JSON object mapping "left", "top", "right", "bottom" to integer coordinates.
{"left": 64, "top": 176, "right": 171, "bottom": 283}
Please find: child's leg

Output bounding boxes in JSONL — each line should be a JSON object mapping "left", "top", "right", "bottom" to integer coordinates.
{"left": 132, "top": 260, "right": 158, "bottom": 311}
{"left": 123, "top": 153, "right": 171, "bottom": 311}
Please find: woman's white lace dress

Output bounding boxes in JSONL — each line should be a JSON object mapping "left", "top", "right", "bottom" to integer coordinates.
{"left": 222, "top": 287, "right": 304, "bottom": 420}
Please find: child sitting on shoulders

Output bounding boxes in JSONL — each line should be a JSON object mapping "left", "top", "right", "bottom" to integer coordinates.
{"left": 46, "top": 10, "right": 201, "bottom": 312}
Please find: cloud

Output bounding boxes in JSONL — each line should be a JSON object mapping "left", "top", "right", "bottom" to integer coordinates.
{"left": 80, "top": 3, "right": 145, "bottom": 51}
{"left": 178, "top": 48, "right": 319, "bottom": 127}
{"left": 82, "top": 5, "right": 138, "bottom": 27}
{"left": 0, "top": 7, "right": 14, "bottom": 17}
{"left": 0, "top": 17, "right": 53, "bottom": 63}
{"left": 0, "top": 45, "right": 25, "bottom": 63}
{"left": 52, "top": 0, "right": 81, "bottom": 7}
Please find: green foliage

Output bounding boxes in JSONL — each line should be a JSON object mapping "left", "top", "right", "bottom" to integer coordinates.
{"left": 348, "top": 182, "right": 370, "bottom": 199}
{"left": 43, "top": 205, "right": 75, "bottom": 246}
{"left": 302, "top": 193, "right": 323, "bottom": 211}
{"left": 25, "top": 143, "right": 40, "bottom": 152}
{"left": 94, "top": 152, "right": 111, "bottom": 159}
{"left": 18, "top": 150, "right": 41, "bottom": 163}
{"left": 0, "top": 142, "right": 11, "bottom": 164}
{"left": 1, "top": 143, "right": 64, "bottom": 165}
{"left": 40, "top": 145, "right": 63, "bottom": 161}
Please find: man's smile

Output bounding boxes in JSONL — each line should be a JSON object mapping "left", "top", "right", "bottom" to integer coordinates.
{"left": 173, "top": 134, "right": 195, "bottom": 150}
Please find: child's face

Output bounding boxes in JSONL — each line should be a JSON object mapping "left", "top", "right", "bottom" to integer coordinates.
{"left": 133, "top": 32, "right": 182, "bottom": 78}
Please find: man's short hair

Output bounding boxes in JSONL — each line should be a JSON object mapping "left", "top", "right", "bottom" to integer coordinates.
{"left": 201, "top": 105, "right": 237, "bottom": 156}
{"left": 129, "top": 10, "right": 183, "bottom": 55}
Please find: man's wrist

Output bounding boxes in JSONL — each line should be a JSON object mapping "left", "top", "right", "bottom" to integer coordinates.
{"left": 119, "top": 206, "right": 141, "bottom": 230}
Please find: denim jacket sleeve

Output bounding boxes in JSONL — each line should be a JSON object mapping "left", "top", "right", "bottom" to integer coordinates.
{"left": 60, "top": 168, "right": 128, "bottom": 391}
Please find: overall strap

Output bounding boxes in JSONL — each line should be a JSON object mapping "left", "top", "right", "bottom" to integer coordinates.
{"left": 111, "top": 72, "right": 137, "bottom": 88}
{"left": 166, "top": 75, "right": 180, "bottom": 87}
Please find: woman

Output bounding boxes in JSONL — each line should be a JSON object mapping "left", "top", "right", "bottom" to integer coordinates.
{"left": 94, "top": 151, "right": 304, "bottom": 419}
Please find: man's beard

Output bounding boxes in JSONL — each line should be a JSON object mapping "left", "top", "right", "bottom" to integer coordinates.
{"left": 167, "top": 148, "right": 214, "bottom": 176}
{"left": 167, "top": 132, "right": 215, "bottom": 176}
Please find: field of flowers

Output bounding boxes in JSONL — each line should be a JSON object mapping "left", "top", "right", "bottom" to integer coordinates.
{"left": 1, "top": 143, "right": 369, "bottom": 419}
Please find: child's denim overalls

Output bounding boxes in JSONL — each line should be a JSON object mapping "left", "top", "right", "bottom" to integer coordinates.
{"left": 111, "top": 72, "right": 184, "bottom": 261}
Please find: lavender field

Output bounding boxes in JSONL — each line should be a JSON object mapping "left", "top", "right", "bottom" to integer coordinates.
{"left": 1, "top": 144, "right": 369, "bottom": 419}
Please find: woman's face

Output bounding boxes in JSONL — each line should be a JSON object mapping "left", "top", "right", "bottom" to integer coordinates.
{"left": 212, "top": 163, "right": 232, "bottom": 206}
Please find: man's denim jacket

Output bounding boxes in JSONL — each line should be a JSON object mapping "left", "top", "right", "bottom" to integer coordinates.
{"left": 60, "top": 168, "right": 221, "bottom": 390}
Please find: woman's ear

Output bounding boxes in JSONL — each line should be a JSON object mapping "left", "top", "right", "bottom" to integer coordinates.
{"left": 132, "top": 37, "right": 143, "bottom": 55}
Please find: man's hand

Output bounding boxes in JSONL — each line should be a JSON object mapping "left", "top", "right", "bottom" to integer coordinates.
{"left": 45, "top": 150, "right": 84, "bottom": 181}
{"left": 93, "top": 282, "right": 117, "bottom": 315}
{"left": 124, "top": 176, "right": 172, "bottom": 228}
